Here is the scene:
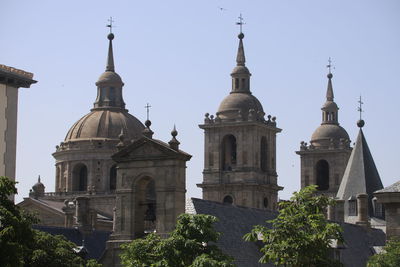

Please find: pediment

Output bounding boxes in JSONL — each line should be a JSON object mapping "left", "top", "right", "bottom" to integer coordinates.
{"left": 113, "top": 137, "right": 191, "bottom": 162}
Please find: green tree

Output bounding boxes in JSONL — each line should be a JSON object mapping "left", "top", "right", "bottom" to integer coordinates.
{"left": 0, "top": 176, "right": 101, "bottom": 267}
{"left": 120, "top": 213, "right": 235, "bottom": 267}
{"left": 368, "top": 238, "right": 400, "bottom": 267}
{"left": 244, "top": 185, "right": 343, "bottom": 267}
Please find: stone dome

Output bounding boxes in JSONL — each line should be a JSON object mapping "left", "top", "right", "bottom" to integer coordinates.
{"left": 322, "top": 101, "right": 338, "bottom": 110}
{"left": 65, "top": 109, "right": 144, "bottom": 141}
{"left": 311, "top": 124, "right": 350, "bottom": 146}
{"left": 217, "top": 92, "right": 264, "bottom": 120}
{"left": 231, "top": 65, "right": 250, "bottom": 75}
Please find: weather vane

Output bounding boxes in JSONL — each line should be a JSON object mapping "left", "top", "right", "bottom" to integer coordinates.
{"left": 357, "top": 95, "right": 364, "bottom": 120}
{"left": 145, "top": 103, "right": 152, "bottom": 121}
{"left": 327, "top": 57, "right": 334, "bottom": 74}
{"left": 236, "top": 13, "right": 245, "bottom": 33}
{"left": 106, "top": 17, "right": 115, "bottom": 33}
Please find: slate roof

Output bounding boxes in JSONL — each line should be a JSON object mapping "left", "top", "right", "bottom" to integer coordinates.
{"left": 32, "top": 225, "right": 111, "bottom": 260}
{"left": 375, "top": 180, "right": 400, "bottom": 193}
{"left": 187, "top": 198, "right": 386, "bottom": 267}
{"left": 337, "top": 129, "right": 383, "bottom": 215}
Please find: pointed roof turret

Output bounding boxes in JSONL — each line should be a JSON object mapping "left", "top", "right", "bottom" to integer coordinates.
{"left": 337, "top": 120, "right": 384, "bottom": 216}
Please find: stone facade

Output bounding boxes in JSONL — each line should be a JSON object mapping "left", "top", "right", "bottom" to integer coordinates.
{"left": 0, "top": 64, "right": 36, "bottom": 200}
{"left": 101, "top": 124, "right": 191, "bottom": 266}
{"left": 198, "top": 33, "right": 282, "bottom": 210}
{"left": 296, "top": 72, "right": 351, "bottom": 197}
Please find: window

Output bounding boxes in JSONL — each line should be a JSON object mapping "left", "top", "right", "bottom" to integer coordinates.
{"left": 221, "top": 135, "right": 237, "bottom": 171}
{"left": 348, "top": 198, "right": 357, "bottom": 216}
{"left": 263, "top": 197, "right": 269, "bottom": 208}
{"left": 316, "top": 160, "right": 329, "bottom": 190}
{"left": 73, "top": 164, "right": 88, "bottom": 191}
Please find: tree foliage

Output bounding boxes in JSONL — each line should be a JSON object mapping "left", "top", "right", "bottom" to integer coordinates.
{"left": 368, "top": 238, "right": 400, "bottom": 267}
{"left": 0, "top": 176, "right": 101, "bottom": 267}
{"left": 244, "top": 185, "right": 343, "bottom": 267}
{"left": 120, "top": 213, "right": 235, "bottom": 267}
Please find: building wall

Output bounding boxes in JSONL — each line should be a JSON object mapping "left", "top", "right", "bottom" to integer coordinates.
{"left": 0, "top": 83, "right": 19, "bottom": 182}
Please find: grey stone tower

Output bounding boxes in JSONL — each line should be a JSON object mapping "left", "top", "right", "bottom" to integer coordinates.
{"left": 197, "top": 32, "right": 282, "bottom": 211}
{"left": 296, "top": 71, "right": 351, "bottom": 197}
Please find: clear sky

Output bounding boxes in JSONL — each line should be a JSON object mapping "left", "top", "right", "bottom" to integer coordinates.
{"left": 1, "top": 0, "right": 399, "bottom": 203}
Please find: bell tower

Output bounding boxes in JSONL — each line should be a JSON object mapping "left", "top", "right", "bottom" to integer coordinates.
{"left": 197, "top": 27, "right": 282, "bottom": 211}
{"left": 296, "top": 64, "right": 352, "bottom": 197}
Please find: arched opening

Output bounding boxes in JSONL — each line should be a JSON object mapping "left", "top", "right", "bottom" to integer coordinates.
{"left": 223, "top": 195, "right": 233, "bottom": 205}
{"left": 316, "top": 160, "right": 329, "bottom": 190}
{"left": 72, "top": 164, "right": 87, "bottom": 191}
{"left": 134, "top": 177, "right": 156, "bottom": 237}
{"left": 263, "top": 197, "right": 269, "bottom": 209}
{"left": 109, "top": 165, "right": 117, "bottom": 191}
{"left": 260, "top": 136, "right": 268, "bottom": 172}
{"left": 221, "top": 135, "right": 237, "bottom": 171}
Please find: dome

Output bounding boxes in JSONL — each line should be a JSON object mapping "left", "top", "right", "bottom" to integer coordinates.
{"left": 231, "top": 65, "right": 250, "bottom": 75}
{"left": 65, "top": 109, "right": 144, "bottom": 141}
{"left": 217, "top": 92, "right": 264, "bottom": 120}
{"left": 95, "top": 71, "right": 123, "bottom": 86}
{"left": 311, "top": 124, "right": 350, "bottom": 146}
{"left": 322, "top": 101, "right": 338, "bottom": 110}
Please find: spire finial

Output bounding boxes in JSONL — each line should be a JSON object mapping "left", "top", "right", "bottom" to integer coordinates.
{"left": 106, "top": 17, "right": 115, "bottom": 34}
{"left": 38, "top": 175, "right": 41, "bottom": 183}
{"left": 236, "top": 13, "right": 245, "bottom": 34}
{"left": 357, "top": 96, "right": 365, "bottom": 128}
{"left": 105, "top": 18, "right": 115, "bottom": 72}
{"left": 326, "top": 58, "right": 334, "bottom": 101}
{"left": 327, "top": 57, "right": 334, "bottom": 77}
{"left": 169, "top": 124, "right": 180, "bottom": 150}
{"left": 145, "top": 103, "right": 152, "bottom": 121}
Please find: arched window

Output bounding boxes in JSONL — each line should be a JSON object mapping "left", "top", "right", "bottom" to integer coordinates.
{"left": 109, "top": 165, "right": 117, "bottom": 191}
{"left": 134, "top": 177, "right": 156, "bottom": 237}
{"left": 73, "top": 164, "right": 87, "bottom": 191}
{"left": 221, "top": 135, "right": 237, "bottom": 171}
{"left": 316, "top": 160, "right": 329, "bottom": 190}
{"left": 223, "top": 195, "right": 233, "bottom": 205}
{"left": 260, "top": 136, "right": 268, "bottom": 172}
{"left": 263, "top": 197, "right": 269, "bottom": 208}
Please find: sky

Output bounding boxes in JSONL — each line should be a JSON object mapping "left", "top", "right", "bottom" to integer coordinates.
{"left": 1, "top": 0, "right": 399, "bottom": 203}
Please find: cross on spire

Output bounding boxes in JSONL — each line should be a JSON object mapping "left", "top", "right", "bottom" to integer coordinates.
{"left": 145, "top": 103, "right": 152, "bottom": 121}
{"left": 106, "top": 17, "right": 115, "bottom": 33}
{"left": 327, "top": 57, "right": 334, "bottom": 74}
{"left": 236, "top": 13, "right": 245, "bottom": 33}
{"left": 357, "top": 95, "right": 364, "bottom": 120}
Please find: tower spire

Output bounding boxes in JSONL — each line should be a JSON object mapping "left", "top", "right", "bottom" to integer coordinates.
{"left": 106, "top": 33, "right": 115, "bottom": 72}
{"left": 236, "top": 14, "right": 246, "bottom": 66}
{"left": 326, "top": 58, "right": 334, "bottom": 101}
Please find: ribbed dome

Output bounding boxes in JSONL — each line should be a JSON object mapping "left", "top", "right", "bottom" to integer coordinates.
{"left": 311, "top": 124, "right": 349, "bottom": 146}
{"left": 65, "top": 110, "right": 144, "bottom": 141}
{"left": 217, "top": 92, "right": 264, "bottom": 120}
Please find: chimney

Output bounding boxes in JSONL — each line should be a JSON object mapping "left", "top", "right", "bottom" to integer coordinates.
{"left": 356, "top": 193, "right": 370, "bottom": 228}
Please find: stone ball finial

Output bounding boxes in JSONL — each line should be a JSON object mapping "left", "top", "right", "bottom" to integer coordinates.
{"left": 171, "top": 125, "right": 178, "bottom": 137}
{"left": 108, "top": 33, "right": 114, "bottom": 40}
{"left": 327, "top": 73, "right": 333, "bottom": 79}
{"left": 145, "top": 119, "right": 152, "bottom": 128}
{"left": 238, "top": 33, "right": 244, "bottom": 40}
{"left": 357, "top": 119, "right": 365, "bottom": 128}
